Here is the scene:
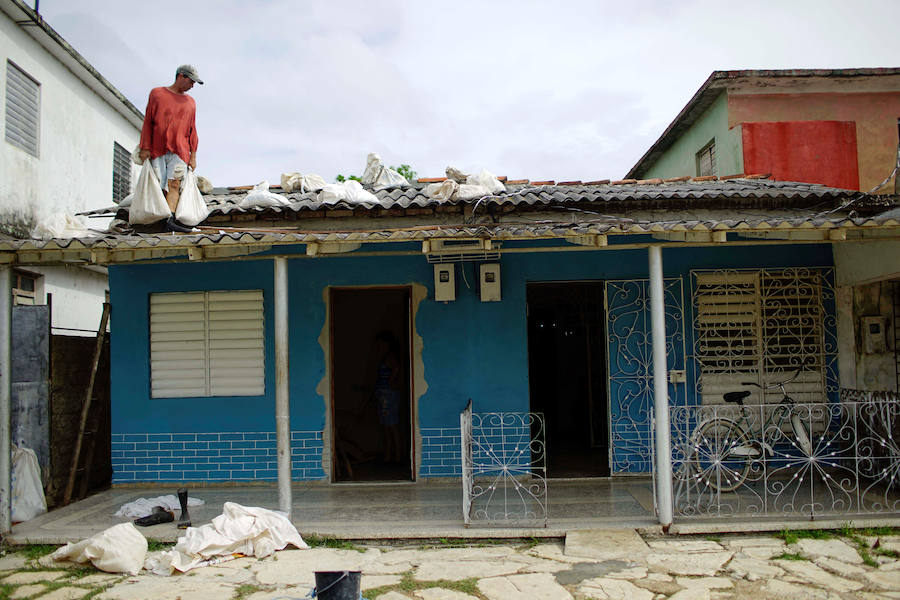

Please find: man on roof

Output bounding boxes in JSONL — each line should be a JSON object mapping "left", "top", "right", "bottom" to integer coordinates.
{"left": 139, "top": 64, "right": 203, "bottom": 233}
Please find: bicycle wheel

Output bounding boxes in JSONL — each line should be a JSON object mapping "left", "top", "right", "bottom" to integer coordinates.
{"left": 691, "top": 419, "right": 753, "bottom": 492}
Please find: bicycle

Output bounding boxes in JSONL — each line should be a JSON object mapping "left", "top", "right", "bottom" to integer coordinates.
{"left": 684, "top": 368, "right": 813, "bottom": 492}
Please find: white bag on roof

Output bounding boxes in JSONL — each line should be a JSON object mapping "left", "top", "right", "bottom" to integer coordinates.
{"left": 456, "top": 184, "right": 492, "bottom": 200}
{"left": 239, "top": 181, "right": 291, "bottom": 209}
{"left": 361, "top": 153, "right": 409, "bottom": 190}
{"left": 11, "top": 444, "right": 46, "bottom": 523}
{"left": 425, "top": 180, "right": 458, "bottom": 202}
{"left": 466, "top": 168, "right": 505, "bottom": 194}
{"left": 129, "top": 160, "right": 171, "bottom": 224}
{"left": 445, "top": 166, "right": 469, "bottom": 183}
{"left": 281, "top": 172, "right": 327, "bottom": 193}
{"left": 175, "top": 168, "right": 210, "bottom": 226}
{"left": 50, "top": 522, "right": 147, "bottom": 575}
{"left": 30, "top": 212, "right": 96, "bottom": 240}
{"left": 319, "top": 180, "right": 380, "bottom": 207}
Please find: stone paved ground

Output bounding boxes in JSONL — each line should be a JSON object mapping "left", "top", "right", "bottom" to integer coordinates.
{"left": 2, "top": 529, "right": 900, "bottom": 599}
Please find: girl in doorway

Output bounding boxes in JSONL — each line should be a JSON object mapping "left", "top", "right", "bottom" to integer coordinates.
{"left": 374, "top": 330, "right": 402, "bottom": 462}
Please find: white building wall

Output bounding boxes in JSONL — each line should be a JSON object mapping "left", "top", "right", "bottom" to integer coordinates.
{"left": 1, "top": 7, "right": 141, "bottom": 333}
{"left": 25, "top": 265, "right": 108, "bottom": 336}
{"left": 0, "top": 12, "right": 140, "bottom": 231}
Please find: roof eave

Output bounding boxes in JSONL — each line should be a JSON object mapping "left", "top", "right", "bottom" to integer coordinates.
{"left": 0, "top": 0, "right": 144, "bottom": 130}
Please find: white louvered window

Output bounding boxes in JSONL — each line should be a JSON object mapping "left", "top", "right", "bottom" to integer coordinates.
{"left": 112, "top": 142, "right": 131, "bottom": 203}
{"left": 693, "top": 269, "right": 828, "bottom": 407}
{"left": 5, "top": 61, "right": 40, "bottom": 157}
{"left": 150, "top": 290, "right": 265, "bottom": 398}
{"left": 696, "top": 140, "right": 716, "bottom": 177}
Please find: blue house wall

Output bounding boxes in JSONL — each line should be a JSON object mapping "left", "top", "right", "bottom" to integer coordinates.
{"left": 109, "top": 242, "right": 834, "bottom": 483}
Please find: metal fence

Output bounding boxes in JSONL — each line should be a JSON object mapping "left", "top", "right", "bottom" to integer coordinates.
{"left": 672, "top": 389, "right": 900, "bottom": 518}
{"left": 460, "top": 406, "right": 548, "bottom": 527}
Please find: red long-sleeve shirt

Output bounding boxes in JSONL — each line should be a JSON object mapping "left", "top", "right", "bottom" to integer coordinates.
{"left": 140, "top": 87, "right": 198, "bottom": 163}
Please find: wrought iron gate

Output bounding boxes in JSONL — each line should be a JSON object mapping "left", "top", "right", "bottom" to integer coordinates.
{"left": 605, "top": 278, "right": 686, "bottom": 475}
{"left": 460, "top": 401, "right": 548, "bottom": 527}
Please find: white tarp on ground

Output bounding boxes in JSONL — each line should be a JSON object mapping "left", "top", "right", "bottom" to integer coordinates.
{"left": 115, "top": 495, "right": 206, "bottom": 519}
{"left": 51, "top": 522, "right": 148, "bottom": 575}
{"left": 144, "top": 502, "right": 308, "bottom": 575}
{"left": 11, "top": 445, "right": 46, "bottom": 523}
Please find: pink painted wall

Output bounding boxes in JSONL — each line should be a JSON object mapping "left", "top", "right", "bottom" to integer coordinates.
{"left": 729, "top": 92, "right": 900, "bottom": 192}
{"left": 742, "top": 121, "right": 859, "bottom": 190}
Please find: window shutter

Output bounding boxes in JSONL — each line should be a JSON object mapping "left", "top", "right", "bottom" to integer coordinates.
{"left": 150, "top": 292, "right": 208, "bottom": 398}
{"left": 150, "top": 290, "right": 264, "bottom": 398}
{"left": 112, "top": 142, "right": 132, "bottom": 203}
{"left": 208, "top": 290, "right": 265, "bottom": 396}
{"left": 5, "top": 61, "right": 40, "bottom": 157}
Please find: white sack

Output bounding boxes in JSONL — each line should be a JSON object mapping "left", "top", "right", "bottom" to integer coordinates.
{"left": 130, "top": 161, "right": 171, "bottom": 225}
{"left": 466, "top": 168, "right": 505, "bottom": 194}
{"left": 175, "top": 169, "right": 210, "bottom": 226}
{"left": 281, "top": 172, "right": 327, "bottom": 193}
{"left": 30, "top": 212, "right": 97, "bottom": 240}
{"left": 144, "top": 502, "right": 308, "bottom": 575}
{"left": 424, "top": 180, "right": 459, "bottom": 202}
{"left": 456, "top": 184, "right": 492, "bottom": 200}
{"left": 361, "top": 153, "right": 409, "bottom": 190}
{"left": 318, "top": 180, "right": 381, "bottom": 207}
{"left": 196, "top": 175, "right": 214, "bottom": 194}
{"left": 445, "top": 166, "right": 469, "bottom": 183}
{"left": 51, "top": 522, "right": 147, "bottom": 575}
{"left": 239, "top": 181, "right": 291, "bottom": 209}
{"left": 10, "top": 445, "right": 46, "bottom": 522}
{"left": 131, "top": 145, "right": 144, "bottom": 165}
{"left": 115, "top": 495, "right": 206, "bottom": 519}
{"left": 116, "top": 193, "right": 133, "bottom": 207}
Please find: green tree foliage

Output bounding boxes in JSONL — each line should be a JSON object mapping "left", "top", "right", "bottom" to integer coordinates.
{"left": 335, "top": 174, "right": 361, "bottom": 183}
{"left": 391, "top": 164, "right": 417, "bottom": 182}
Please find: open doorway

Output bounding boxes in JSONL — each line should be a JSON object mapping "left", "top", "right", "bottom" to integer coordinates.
{"left": 330, "top": 287, "right": 413, "bottom": 482}
{"left": 527, "top": 282, "right": 609, "bottom": 478}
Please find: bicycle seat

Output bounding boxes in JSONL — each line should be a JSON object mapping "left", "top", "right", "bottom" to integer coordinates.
{"left": 723, "top": 390, "right": 752, "bottom": 404}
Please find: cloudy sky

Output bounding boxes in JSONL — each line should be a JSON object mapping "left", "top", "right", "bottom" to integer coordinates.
{"left": 35, "top": 0, "right": 900, "bottom": 187}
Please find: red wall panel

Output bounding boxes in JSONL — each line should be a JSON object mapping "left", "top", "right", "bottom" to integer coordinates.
{"left": 741, "top": 121, "right": 859, "bottom": 190}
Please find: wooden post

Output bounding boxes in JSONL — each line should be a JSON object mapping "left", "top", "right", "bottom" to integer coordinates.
{"left": 63, "top": 300, "right": 110, "bottom": 505}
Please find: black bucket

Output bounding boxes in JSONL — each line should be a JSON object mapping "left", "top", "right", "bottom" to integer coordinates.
{"left": 313, "top": 570, "right": 362, "bottom": 600}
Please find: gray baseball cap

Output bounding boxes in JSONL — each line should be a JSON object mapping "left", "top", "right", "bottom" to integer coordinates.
{"left": 176, "top": 64, "right": 203, "bottom": 85}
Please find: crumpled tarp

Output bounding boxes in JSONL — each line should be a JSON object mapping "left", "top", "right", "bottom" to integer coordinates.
{"left": 51, "top": 522, "right": 148, "bottom": 575}
{"left": 115, "top": 495, "right": 205, "bottom": 519}
{"left": 30, "top": 212, "right": 99, "bottom": 240}
{"left": 361, "top": 152, "right": 409, "bottom": 190}
{"left": 144, "top": 502, "right": 308, "bottom": 575}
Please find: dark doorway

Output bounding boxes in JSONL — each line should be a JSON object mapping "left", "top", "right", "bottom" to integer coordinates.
{"left": 527, "top": 282, "right": 609, "bottom": 477}
{"left": 330, "top": 287, "right": 413, "bottom": 482}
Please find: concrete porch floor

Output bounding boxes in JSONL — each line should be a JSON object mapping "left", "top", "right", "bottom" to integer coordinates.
{"left": 7, "top": 478, "right": 660, "bottom": 544}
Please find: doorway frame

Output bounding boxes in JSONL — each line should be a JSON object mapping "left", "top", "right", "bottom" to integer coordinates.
{"left": 525, "top": 279, "right": 612, "bottom": 477}
{"left": 327, "top": 285, "right": 416, "bottom": 483}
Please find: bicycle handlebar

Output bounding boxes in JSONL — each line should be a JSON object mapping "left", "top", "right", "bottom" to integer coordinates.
{"left": 741, "top": 367, "right": 803, "bottom": 389}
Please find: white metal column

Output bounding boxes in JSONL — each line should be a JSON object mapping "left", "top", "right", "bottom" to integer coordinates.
{"left": 648, "top": 246, "right": 673, "bottom": 527}
{"left": 274, "top": 257, "right": 292, "bottom": 517}
{"left": 0, "top": 265, "right": 11, "bottom": 532}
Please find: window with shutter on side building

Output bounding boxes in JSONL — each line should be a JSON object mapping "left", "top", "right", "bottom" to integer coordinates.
{"left": 5, "top": 61, "right": 40, "bottom": 157}
{"left": 696, "top": 140, "right": 716, "bottom": 177}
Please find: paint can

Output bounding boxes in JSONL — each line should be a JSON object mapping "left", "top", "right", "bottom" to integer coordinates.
{"left": 313, "top": 570, "right": 362, "bottom": 599}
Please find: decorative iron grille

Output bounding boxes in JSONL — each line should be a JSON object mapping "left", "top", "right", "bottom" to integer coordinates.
{"left": 606, "top": 278, "right": 686, "bottom": 474}
{"left": 673, "top": 391, "right": 900, "bottom": 518}
{"left": 460, "top": 406, "right": 547, "bottom": 527}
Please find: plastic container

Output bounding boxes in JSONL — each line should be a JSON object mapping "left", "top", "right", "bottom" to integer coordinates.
{"left": 313, "top": 571, "right": 362, "bottom": 599}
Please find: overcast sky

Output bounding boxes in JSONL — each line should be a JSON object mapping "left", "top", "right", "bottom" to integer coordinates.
{"left": 35, "top": 0, "right": 900, "bottom": 187}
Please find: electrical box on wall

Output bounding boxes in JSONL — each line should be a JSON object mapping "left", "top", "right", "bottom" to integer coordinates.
{"left": 479, "top": 263, "right": 501, "bottom": 302}
{"left": 862, "top": 316, "right": 889, "bottom": 354}
{"left": 434, "top": 264, "right": 456, "bottom": 302}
